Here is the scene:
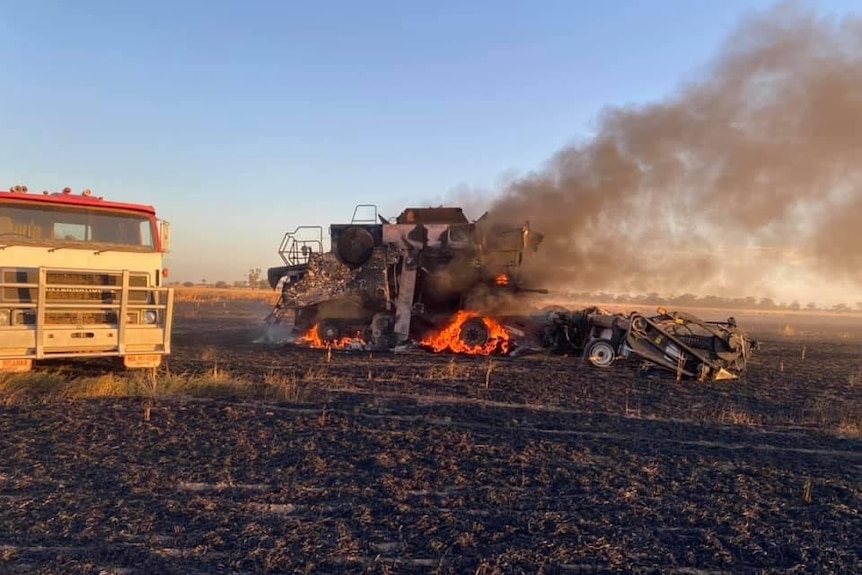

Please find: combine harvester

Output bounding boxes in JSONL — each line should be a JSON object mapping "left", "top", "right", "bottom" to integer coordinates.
{"left": 259, "top": 204, "right": 757, "bottom": 381}
{"left": 259, "top": 204, "right": 546, "bottom": 353}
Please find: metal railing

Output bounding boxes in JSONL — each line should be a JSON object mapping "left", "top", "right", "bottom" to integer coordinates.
{"left": 350, "top": 204, "right": 379, "bottom": 224}
{"left": 278, "top": 226, "right": 324, "bottom": 266}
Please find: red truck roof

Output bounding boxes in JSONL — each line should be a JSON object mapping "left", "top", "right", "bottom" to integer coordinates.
{"left": 0, "top": 186, "right": 157, "bottom": 217}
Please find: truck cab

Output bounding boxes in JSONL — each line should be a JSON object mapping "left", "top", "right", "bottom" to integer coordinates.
{"left": 0, "top": 185, "right": 174, "bottom": 372}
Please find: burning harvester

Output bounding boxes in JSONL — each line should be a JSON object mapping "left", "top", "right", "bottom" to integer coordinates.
{"left": 258, "top": 203, "right": 758, "bottom": 381}
{"left": 259, "top": 204, "right": 546, "bottom": 354}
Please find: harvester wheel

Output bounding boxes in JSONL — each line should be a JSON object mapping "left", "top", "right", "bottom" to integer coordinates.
{"left": 585, "top": 339, "right": 616, "bottom": 368}
{"left": 459, "top": 317, "right": 490, "bottom": 348}
{"left": 316, "top": 320, "right": 342, "bottom": 342}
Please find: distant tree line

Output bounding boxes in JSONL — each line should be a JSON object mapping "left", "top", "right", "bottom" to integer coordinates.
{"left": 174, "top": 279, "right": 270, "bottom": 289}
{"left": 170, "top": 268, "right": 270, "bottom": 290}
{"left": 563, "top": 291, "right": 861, "bottom": 313}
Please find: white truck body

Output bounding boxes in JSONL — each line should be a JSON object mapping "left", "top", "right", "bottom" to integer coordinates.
{"left": 0, "top": 186, "right": 174, "bottom": 372}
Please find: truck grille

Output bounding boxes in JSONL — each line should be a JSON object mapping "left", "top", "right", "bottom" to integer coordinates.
{"left": 12, "top": 310, "right": 141, "bottom": 326}
{"left": 45, "top": 311, "right": 119, "bottom": 325}
{"left": 2, "top": 270, "right": 149, "bottom": 304}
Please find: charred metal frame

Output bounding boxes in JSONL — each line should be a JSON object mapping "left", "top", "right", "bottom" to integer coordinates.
{"left": 537, "top": 306, "right": 758, "bottom": 381}
{"left": 260, "top": 203, "right": 757, "bottom": 381}
{"left": 261, "top": 204, "right": 544, "bottom": 348}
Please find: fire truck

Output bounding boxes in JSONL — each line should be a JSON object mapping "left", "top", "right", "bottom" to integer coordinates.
{"left": 0, "top": 185, "right": 174, "bottom": 373}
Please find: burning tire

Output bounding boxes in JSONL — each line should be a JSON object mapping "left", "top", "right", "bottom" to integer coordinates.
{"left": 585, "top": 339, "right": 616, "bottom": 368}
{"left": 458, "top": 317, "right": 490, "bottom": 348}
{"left": 316, "top": 320, "right": 342, "bottom": 342}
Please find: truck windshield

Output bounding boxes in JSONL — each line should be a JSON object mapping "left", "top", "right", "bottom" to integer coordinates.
{"left": 0, "top": 202, "right": 156, "bottom": 251}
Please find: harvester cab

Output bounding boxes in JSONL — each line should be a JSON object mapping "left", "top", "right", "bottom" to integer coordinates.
{"left": 258, "top": 203, "right": 544, "bottom": 350}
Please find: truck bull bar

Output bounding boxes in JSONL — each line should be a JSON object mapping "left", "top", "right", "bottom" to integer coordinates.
{"left": 0, "top": 267, "right": 174, "bottom": 370}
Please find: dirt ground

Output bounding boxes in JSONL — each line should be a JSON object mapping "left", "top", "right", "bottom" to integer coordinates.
{"left": 0, "top": 298, "right": 860, "bottom": 574}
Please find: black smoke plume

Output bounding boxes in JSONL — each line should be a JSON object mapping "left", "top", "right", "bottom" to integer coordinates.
{"left": 482, "top": 2, "right": 862, "bottom": 299}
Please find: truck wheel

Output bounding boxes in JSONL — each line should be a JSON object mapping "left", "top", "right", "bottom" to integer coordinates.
{"left": 459, "top": 317, "right": 490, "bottom": 348}
{"left": 585, "top": 339, "right": 616, "bottom": 368}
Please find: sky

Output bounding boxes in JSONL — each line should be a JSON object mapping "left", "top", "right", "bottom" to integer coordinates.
{"left": 2, "top": 0, "right": 861, "bottom": 303}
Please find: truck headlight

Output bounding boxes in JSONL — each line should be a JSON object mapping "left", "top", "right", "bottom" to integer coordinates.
{"left": 143, "top": 311, "right": 158, "bottom": 325}
{"left": 0, "top": 309, "right": 9, "bottom": 326}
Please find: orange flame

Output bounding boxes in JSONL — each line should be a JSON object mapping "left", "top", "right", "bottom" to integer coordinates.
{"left": 495, "top": 273, "right": 509, "bottom": 286}
{"left": 420, "top": 310, "right": 511, "bottom": 355}
{"left": 297, "top": 323, "right": 365, "bottom": 349}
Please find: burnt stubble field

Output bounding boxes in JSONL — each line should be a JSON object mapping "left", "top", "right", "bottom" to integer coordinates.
{"left": 1, "top": 296, "right": 860, "bottom": 574}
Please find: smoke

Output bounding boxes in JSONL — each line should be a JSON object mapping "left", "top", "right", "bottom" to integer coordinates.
{"left": 481, "top": 2, "right": 862, "bottom": 299}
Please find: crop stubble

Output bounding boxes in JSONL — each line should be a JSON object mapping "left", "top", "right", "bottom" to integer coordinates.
{"left": 0, "top": 298, "right": 859, "bottom": 574}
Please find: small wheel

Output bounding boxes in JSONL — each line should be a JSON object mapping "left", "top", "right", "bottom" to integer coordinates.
{"left": 459, "top": 317, "right": 490, "bottom": 348}
{"left": 316, "top": 320, "right": 342, "bottom": 342}
{"left": 630, "top": 315, "right": 648, "bottom": 333}
{"left": 585, "top": 339, "right": 616, "bottom": 368}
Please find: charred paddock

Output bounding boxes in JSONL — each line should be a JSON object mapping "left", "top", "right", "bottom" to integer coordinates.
{"left": 259, "top": 204, "right": 757, "bottom": 382}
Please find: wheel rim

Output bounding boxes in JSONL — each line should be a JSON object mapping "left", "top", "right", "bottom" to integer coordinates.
{"left": 587, "top": 341, "right": 616, "bottom": 367}
{"left": 459, "top": 318, "right": 490, "bottom": 348}
{"left": 317, "top": 321, "right": 341, "bottom": 342}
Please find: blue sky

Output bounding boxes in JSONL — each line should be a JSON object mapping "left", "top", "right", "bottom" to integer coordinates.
{"left": 2, "top": 0, "right": 859, "bottom": 287}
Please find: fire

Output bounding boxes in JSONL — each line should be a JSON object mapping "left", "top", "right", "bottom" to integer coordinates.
{"left": 420, "top": 310, "right": 511, "bottom": 356}
{"left": 297, "top": 323, "right": 365, "bottom": 349}
{"left": 495, "top": 273, "right": 509, "bottom": 286}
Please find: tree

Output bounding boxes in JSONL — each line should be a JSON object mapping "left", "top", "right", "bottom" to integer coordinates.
{"left": 248, "top": 268, "right": 262, "bottom": 289}
{"left": 700, "top": 295, "right": 724, "bottom": 308}
{"left": 759, "top": 297, "right": 777, "bottom": 310}
{"left": 182, "top": 281, "right": 194, "bottom": 288}
{"left": 643, "top": 292, "right": 664, "bottom": 305}
{"left": 672, "top": 293, "right": 699, "bottom": 307}
{"left": 215, "top": 280, "right": 228, "bottom": 289}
